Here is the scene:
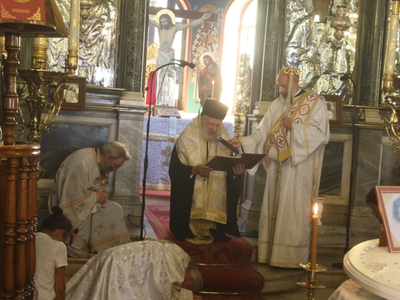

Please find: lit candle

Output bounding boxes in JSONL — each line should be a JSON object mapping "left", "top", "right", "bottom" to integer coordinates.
{"left": 211, "top": 80, "right": 215, "bottom": 99}
{"left": 310, "top": 203, "right": 319, "bottom": 269}
{"left": 69, "top": 0, "right": 80, "bottom": 51}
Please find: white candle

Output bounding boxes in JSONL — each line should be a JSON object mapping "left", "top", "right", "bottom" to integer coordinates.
{"left": 310, "top": 203, "right": 318, "bottom": 269}
{"left": 384, "top": 2, "right": 399, "bottom": 76}
{"left": 211, "top": 80, "right": 215, "bottom": 99}
{"left": 69, "top": 0, "right": 80, "bottom": 51}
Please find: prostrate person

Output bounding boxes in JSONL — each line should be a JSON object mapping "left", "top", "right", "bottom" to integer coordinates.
{"left": 65, "top": 240, "right": 204, "bottom": 300}
{"left": 229, "top": 67, "right": 330, "bottom": 267}
{"left": 169, "top": 100, "right": 245, "bottom": 244}
{"left": 34, "top": 206, "right": 73, "bottom": 300}
{"left": 48, "top": 141, "right": 131, "bottom": 258}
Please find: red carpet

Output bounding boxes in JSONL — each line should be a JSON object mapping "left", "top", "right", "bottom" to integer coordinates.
{"left": 145, "top": 206, "right": 253, "bottom": 264}
{"left": 144, "top": 206, "right": 265, "bottom": 295}
{"left": 139, "top": 189, "right": 170, "bottom": 198}
{"left": 198, "top": 265, "right": 265, "bottom": 293}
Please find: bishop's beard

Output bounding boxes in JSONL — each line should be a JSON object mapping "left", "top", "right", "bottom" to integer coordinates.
{"left": 201, "top": 126, "right": 218, "bottom": 143}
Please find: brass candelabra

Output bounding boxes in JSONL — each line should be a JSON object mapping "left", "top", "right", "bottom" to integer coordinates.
{"left": 297, "top": 263, "right": 327, "bottom": 300}
{"left": 17, "top": 70, "right": 68, "bottom": 144}
{"left": 13, "top": 36, "right": 70, "bottom": 144}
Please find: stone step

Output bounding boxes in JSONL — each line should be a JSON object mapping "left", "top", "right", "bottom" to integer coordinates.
{"left": 66, "top": 258, "right": 88, "bottom": 283}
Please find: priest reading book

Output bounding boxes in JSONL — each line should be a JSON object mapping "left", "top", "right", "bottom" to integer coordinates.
{"left": 169, "top": 100, "right": 245, "bottom": 244}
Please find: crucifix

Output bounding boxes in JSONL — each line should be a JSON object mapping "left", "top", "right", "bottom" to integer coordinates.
{"left": 147, "top": 6, "right": 218, "bottom": 107}
{"left": 149, "top": 6, "right": 217, "bottom": 66}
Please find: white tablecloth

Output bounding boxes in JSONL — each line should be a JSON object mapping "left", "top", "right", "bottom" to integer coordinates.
{"left": 328, "top": 279, "right": 386, "bottom": 300}
{"left": 343, "top": 239, "right": 400, "bottom": 300}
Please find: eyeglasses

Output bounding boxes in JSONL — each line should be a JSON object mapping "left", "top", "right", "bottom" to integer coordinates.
{"left": 204, "top": 119, "right": 221, "bottom": 130}
{"left": 112, "top": 159, "right": 123, "bottom": 168}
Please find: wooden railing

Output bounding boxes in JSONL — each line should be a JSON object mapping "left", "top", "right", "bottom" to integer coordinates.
{"left": 0, "top": 143, "right": 40, "bottom": 299}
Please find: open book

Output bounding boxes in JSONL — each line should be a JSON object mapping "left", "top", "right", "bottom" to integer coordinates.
{"left": 206, "top": 153, "right": 266, "bottom": 172}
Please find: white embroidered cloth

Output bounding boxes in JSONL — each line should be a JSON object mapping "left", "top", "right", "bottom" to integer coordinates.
{"left": 66, "top": 240, "right": 193, "bottom": 300}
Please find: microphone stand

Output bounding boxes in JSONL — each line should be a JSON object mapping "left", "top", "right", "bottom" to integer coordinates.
{"left": 332, "top": 75, "right": 357, "bottom": 269}
{"left": 140, "top": 61, "right": 187, "bottom": 240}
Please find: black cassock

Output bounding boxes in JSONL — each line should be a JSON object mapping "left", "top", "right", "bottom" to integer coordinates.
{"left": 169, "top": 146, "right": 242, "bottom": 242}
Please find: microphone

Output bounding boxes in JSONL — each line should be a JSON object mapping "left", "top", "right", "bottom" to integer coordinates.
{"left": 174, "top": 59, "right": 195, "bottom": 69}
{"left": 340, "top": 73, "right": 352, "bottom": 81}
{"left": 217, "top": 136, "right": 239, "bottom": 154}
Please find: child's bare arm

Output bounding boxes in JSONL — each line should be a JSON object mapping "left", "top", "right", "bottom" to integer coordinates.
{"left": 54, "top": 266, "right": 67, "bottom": 300}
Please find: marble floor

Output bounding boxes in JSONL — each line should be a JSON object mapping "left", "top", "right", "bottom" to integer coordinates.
{"left": 264, "top": 287, "right": 337, "bottom": 299}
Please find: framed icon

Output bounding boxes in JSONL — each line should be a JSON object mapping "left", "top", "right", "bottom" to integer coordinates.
{"left": 375, "top": 186, "right": 400, "bottom": 252}
{"left": 323, "top": 95, "right": 342, "bottom": 127}
{"left": 62, "top": 76, "right": 86, "bottom": 111}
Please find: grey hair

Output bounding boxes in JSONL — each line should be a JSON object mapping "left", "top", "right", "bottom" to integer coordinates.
{"left": 188, "top": 261, "right": 203, "bottom": 293}
{"left": 99, "top": 142, "right": 131, "bottom": 161}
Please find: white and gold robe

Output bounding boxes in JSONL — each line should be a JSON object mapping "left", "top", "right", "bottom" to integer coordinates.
{"left": 170, "top": 115, "right": 241, "bottom": 244}
{"left": 240, "top": 92, "right": 330, "bottom": 267}
{"left": 48, "top": 148, "right": 130, "bottom": 258}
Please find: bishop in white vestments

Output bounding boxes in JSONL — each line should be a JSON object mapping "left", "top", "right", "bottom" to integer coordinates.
{"left": 230, "top": 68, "right": 330, "bottom": 267}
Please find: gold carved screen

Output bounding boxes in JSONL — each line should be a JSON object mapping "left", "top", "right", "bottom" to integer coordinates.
{"left": 47, "top": 0, "right": 119, "bottom": 87}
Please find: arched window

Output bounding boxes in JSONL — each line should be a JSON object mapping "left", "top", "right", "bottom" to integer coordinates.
{"left": 221, "top": 0, "right": 256, "bottom": 113}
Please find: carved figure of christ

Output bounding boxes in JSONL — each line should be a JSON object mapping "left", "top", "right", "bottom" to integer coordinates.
{"left": 149, "top": 7, "right": 216, "bottom": 54}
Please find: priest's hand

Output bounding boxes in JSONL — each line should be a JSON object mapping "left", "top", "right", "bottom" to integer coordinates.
{"left": 232, "top": 164, "right": 245, "bottom": 175}
{"left": 281, "top": 116, "right": 292, "bottom": 130}
{"left": 97, "top": 189, "right": 107, "bottom": 204}
{"left": 192, "top": 164, "right": 213, "bottom": 177}
{"left": 227, "top": 138, "right": 241, "bottom": 148}
{"left": 193, "top": 295, "right": 203, "bottom": 300}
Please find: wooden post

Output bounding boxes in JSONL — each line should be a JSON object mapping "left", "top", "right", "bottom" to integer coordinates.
{"left": 2, "top": 32, "right": 21, "bottom": 146}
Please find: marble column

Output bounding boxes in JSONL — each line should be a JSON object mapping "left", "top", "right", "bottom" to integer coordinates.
{"left": 250, "top": 0, "right": 285, "bottom": 113}
{"left": 113, "top": 92, "right": 147, "bottom": 219}
{"left": 117, "top": 0, "right": 148, "bottom": 92}
{"left": 355, "top": 0, "right": 387, "bottom": 106}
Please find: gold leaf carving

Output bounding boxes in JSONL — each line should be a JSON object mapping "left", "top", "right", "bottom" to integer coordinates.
{"left": 27, "top": 8, "right": 41, "bottom": 21}
{"left": 1, "top": 4, "right": 16, "bottom": 19}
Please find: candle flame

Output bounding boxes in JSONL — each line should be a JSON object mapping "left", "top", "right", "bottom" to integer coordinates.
{"left": 212, "top": 80, "right": 215, "bottom": 85}
{"left": 313, "top": 203, "right": 318, "bottom": 215}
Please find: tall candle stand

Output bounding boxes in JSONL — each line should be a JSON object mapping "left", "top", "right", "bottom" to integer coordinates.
{"left": 297, "top": 262, "right": 327, "bottom": 300}
{"left": 297, "top": 203, "right": 326, "bottom": 299}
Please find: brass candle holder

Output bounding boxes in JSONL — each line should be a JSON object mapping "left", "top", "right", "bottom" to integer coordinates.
{"left": 18, "top": 69, "right": 68, "bottom": 144}
{"left": 297, "top": 262, "right": 327, "bottom": 300}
